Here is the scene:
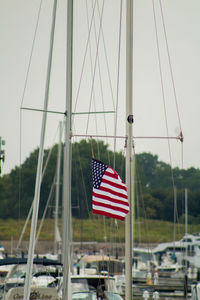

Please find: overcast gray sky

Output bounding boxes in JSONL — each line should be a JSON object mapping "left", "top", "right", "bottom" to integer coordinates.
{"left": 0, "top": 0, "right": 200, "bottom": 175}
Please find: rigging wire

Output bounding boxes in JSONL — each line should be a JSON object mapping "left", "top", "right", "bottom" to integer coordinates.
{"left": 73, "top": 0, "right": 110, "bottom": 166}
{"left": 89, "top": 0, "right": 116, "bottom": 164}
{"left": 84, "top": 0, "right": 124, "bottom": 250}
{"left": 152, "top": 0, "right": 180, "bottom": 240}
{"left": 98, "top": 17, "right": 115, "bottom": 112}
{"left": 20, "top": 0, "right": 43, "bottom": 109}
{"left": 85, "top": 0, "right": 101, "bottom": 159}
{"left": 159, "top": 0, "right": 185, "bottom": 235}
{"left": 135, "top": 171, "right": 142, "bottom": 244}
{"left": 72, "top": 0, "right": 124, "bottom": 164}
{"left": 159, "top": 0, "right": 183, "bottom": 134}
{"left": 85, "top": 0, "right": 105, "bottom": 135}
{"left": 16, "top": 123, "right": 61, "bottom": 252}
{"left": 72, "top": 0, "right": 98, "bottom": 116}
{"left": 153, "top": 0, "right": 184, "bottom": 169}
{"left": 71, "top": 136, "right": 96, "bottom": 243}
{"left": 152, "top": 0, "right": 176, "bottom": 188}
{"left": 73, "top": 160, "right": 83, "bottom": 244}
{"left": 76, "top": 147, "right": 91, "bottom": 217}
{"left": 113, "top": 0, "right": 123, "bottom": 170}
{"left": 158, "top": 1, "right": 185, "bottom": 232}
{"left": 134, "top": 154, "right": 155, "bottom": 252}
{"left": 35, "top": 174, "right": 56, "bottom": 246}
{"left": 70, "top": 131, "right": 94, "bottom": 237}
{"left": 18, "top": 0, "right": 43, "bottom": 221}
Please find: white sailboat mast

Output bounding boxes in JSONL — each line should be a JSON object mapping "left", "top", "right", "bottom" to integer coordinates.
{"left": 185, "top": 188, "right": 188, "bottom": 235}
{"left": 125, "top": 0, "right": 134, "bottom": 300}
{"left": 23, "top": 1, "right": 58, "bottom": 299}
{"left": 54, "top": 121, "right": 62, "bottom": 255}
{"left": 62, "top": 0, "right": 73, "bottom": 298}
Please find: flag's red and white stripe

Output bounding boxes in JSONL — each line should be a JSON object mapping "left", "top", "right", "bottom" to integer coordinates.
{"left": 92, "top": 166, "right": 129, "bottom": 221}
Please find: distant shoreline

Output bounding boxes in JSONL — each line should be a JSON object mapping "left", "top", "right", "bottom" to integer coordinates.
{"left": 1, "top": 240, "right": 157, "bottom": 257}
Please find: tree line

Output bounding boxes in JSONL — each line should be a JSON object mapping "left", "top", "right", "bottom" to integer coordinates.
{"left": 0, "top": 139, "right": 200, "bottom": 223}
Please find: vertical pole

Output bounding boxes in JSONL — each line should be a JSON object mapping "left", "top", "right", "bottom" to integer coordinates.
{"left": 173, "top": 186, "right": 177, "bottom": 251}
{"left": 23, "top": 1, "right": 57, "bottom": 299}
{"left": 132, "top": 151, "right": 135, "bottom": 253}
{"left": 62, "top": 0, "right": 73, "bottom": 298}
{"left": 185, "top": 188, "right": 188, "bottom": 235}
{"left": 184, "top": 188, "right": 188, "bottom": 300}
{"left": 125, "top": 0, "right": 134, "bottom": 300}
{"left": 54, "top": 121, "right": 63, "bottom": 254}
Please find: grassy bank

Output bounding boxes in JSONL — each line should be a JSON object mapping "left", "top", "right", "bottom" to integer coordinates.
{"left": 0, "top": 218, "right": 200, "bottom": 244}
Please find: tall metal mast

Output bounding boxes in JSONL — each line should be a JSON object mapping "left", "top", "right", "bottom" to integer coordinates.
{"left": 54, "top": 121, "right": 62, "bottom": 255}
{"left": 125, "top": 0, "right": 134, "bottom": 300}
{"left": 23, "top": 1, "right": 58, "bottom": 299}
{"left": 62, "top": 0, "right": 73, "bottom": 298}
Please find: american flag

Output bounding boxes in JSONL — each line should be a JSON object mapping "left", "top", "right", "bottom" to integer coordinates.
{"left": 92, "top": 158, "right": 129, "bottom": 221}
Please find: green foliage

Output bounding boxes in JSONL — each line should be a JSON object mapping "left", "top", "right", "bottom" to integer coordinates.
{"left": 1, "top": 218, "right": 200, "bottom": 244}
{"left": 0, "top": 140, "right": 200, "bottom": 224}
